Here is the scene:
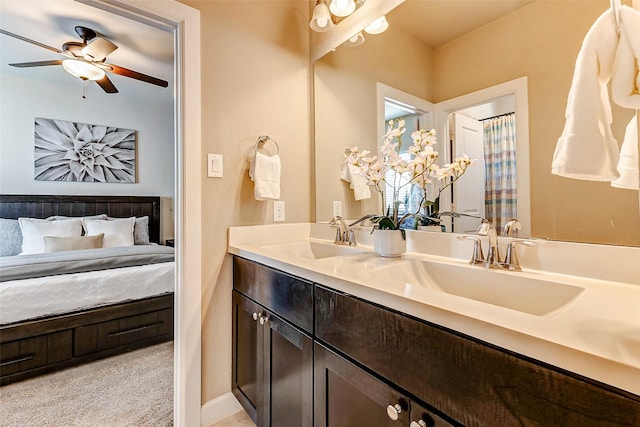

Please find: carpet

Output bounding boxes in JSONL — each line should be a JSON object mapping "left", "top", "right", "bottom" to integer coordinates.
{"left": 0, "top": 341, "right": 173, "bottom": 427}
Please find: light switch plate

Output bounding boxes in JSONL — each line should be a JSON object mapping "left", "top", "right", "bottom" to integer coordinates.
{"left": 207, "top": 154, "right": 223, "bottom": 178}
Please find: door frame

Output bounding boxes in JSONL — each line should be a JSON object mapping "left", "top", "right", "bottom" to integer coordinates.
{"left": 81, "top": 1, "right": 202, "bottom": 426}
{"left": 434, "top": 77, "right": 531, "bottom": 237}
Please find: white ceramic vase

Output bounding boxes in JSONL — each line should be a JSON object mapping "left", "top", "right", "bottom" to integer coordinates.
{"left": 373, "top": 229, "right": 406, "bottom": 258}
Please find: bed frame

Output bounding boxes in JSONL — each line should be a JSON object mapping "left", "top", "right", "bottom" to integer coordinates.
{"left": 0, "top": 195, "right": 173, "bottom": 385}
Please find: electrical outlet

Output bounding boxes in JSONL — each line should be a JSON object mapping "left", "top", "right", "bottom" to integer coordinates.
{"left": 332, "top": 201, "right": 343, "bottom": 217}
{"left": 274, "top": 201, "right": 285, "bottom": 222}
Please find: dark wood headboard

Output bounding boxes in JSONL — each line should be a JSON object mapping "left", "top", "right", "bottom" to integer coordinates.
{"left": 0, "top": 195, "right": 161, "bottom": 244}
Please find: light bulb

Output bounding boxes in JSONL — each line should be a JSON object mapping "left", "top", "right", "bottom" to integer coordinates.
{"left": 329, "top": 0, "right": 356, "bottom": 17}
{"left": 62, "top": 59, "right": 105, "bottom": 81}
{"left": 310, "top": 0, "right": 334, "bottom": 32}
{"left": 364, "top": 16, "right": 389, "bottom": 35}
{"left": 345, "top": 31, "right": 365, "bottom": 47}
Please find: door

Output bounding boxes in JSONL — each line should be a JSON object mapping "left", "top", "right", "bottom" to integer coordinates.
{"left": 314, "top": 343, "right": 409, "bottom": 427}
{"left": 452, "top": 113, "right": 485, "bottom": 233}
{"left": 232, "top": 290, "right": 261, "bottom": 423}
{"left": 263, "top": 312, "right": 313, "bottom": 427}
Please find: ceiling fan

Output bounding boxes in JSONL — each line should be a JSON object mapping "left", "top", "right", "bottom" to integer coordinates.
{"left": 0, "top": 25, "right": 169, "bottom": 94}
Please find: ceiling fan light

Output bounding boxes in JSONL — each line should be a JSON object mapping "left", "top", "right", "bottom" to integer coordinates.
{"left": 364, "top": 16, "right": 389, "bottom": 35}
{"left": 329, "top": 0, "right": 356, "bottom": 17}
{"left": 310, "top": 0, "right": 334, "bottom": 32}
{"left": 345, "top": 32, "right": 365, "bottom": 47}
{"left": 62, "top": 59, "right": 105, "bottom": 81}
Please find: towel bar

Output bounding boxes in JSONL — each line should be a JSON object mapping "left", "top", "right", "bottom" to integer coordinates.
{"left": 255, "top": 135, "right": 280, "bottom": 155}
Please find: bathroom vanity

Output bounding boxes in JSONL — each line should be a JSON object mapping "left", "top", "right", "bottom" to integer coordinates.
{"left": 229, "top": 224, "right": 640, "bottom": 427}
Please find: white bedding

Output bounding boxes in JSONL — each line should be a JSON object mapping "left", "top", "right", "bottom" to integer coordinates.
{"left": 0, "top": 262, "right": 174, "bottom": 325}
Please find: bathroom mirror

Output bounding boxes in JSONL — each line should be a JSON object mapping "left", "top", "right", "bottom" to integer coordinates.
{"left": 313, "top": 0, "right": 639, "bottom": 246}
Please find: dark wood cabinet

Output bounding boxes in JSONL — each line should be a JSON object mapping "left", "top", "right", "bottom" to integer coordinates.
{"left": 232, "top": 256, "right": 640, "bottom": 427}
{"left": 315, "top": 342, "right": 403, "bottom": 427}
{"left": 232, "top": 256, "right": 313, "bottom": 427}
{"left": 314, "top": 343, "right": 456, "bottom": 427}
{"left": 315, "top": 285, "right": 640, "bottom": 427}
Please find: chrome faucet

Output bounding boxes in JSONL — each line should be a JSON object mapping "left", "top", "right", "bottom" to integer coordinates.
{"left": 459, "top": 219, "right": 538, "bottom": 271}
{"left": 329, "top": 216, "right": 349, "bottom": 245}
{"left": 475, "top": 219, "right": 500, "bottom": 267}
{"left": 329, "top": 215, "right": 374, "bottom": 246}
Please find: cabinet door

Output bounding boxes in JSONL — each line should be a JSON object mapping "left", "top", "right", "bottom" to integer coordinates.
{"left": 263, "top": 312, "right": 313, "bottom": 427}
{"left": 315, "top": 343, "right": 410, "bottom": 427}
{"left": 410, "top": 401, "right": 458, "bottom": 427}
{"left": 232, "top": 290, "right": 262, "bottom": 423}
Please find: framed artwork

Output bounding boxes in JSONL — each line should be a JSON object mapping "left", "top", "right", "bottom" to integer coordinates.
{"left": 34, "top": 118, "right": 136, "bottom": 183}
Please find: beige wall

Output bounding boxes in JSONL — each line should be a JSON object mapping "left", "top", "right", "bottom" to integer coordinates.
{"left": 432, "top": 0, "right": 638, "bottom": 245}
{"left": 314, "top": 24, "right": 432, "bottom": 221}
{"left": 179, "top": 0, "right": 312, "bottom": 403}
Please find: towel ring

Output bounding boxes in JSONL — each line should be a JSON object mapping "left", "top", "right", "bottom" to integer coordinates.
{"left": 610, "top": 0, "right": 621, "bottom": 28}
{"left": 255, "top": 135, "right": 280, "bottom": 155}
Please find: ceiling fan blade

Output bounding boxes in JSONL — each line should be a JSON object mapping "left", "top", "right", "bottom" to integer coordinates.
{"left": 95, "top": 75, "right": 118, "bottom": 93}
{"left": 9, "top": 60, "right": 63, "bottom": 68}
{"left": 103, "top": 63, "right": 169, "bottom": 88}
{"left": 81, "top": 37, "right": 118, "bottom": 61}
{"left": 0, "top": 29, "right": 63, "bottom": 54}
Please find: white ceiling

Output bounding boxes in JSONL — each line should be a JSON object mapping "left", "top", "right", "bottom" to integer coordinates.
{"left": 0, "top": 0, "right": 174, "bottom": 96}
{"left": 387, "top": 0, "right": 536, "bottom": 48}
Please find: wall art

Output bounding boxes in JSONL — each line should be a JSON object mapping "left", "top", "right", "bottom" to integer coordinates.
{"left": 34, "top": 117, "right": 136, "bottom": 183}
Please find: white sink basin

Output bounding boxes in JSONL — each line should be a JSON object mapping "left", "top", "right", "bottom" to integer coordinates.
{"left": 400, "top": 260, "right": 585, "bottom": 316}
{"left": 259, "top": 241, "right": 366, "bottom": 260}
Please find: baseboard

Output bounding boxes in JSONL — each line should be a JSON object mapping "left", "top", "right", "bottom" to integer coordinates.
{"left": 200, "top": 392, "right": 243, "bottom": 427}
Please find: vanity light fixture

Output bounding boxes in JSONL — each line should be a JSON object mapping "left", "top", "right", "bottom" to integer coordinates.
{"left": 329, "top": 0, "right": 357, "bottom": 17}
{"left": 62, "top": 59, "right": 105, "bottom": 81}
{"left": 364, "top": 15, "right": 389, "bottom": 34}
{"left": 345, "top": 31, "right": 365, "bottom": 47}
{"left": 310, "top": 0, "right": 335, "bottom": 32}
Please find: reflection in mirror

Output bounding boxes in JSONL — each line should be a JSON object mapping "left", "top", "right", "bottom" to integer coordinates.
{"left": 314, "top": 0, "right": 639, "bottom": 246}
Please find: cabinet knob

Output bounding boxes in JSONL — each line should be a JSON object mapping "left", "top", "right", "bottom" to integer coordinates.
{"left": 386, "top": 403, "right": 402, "bottom": 421}
{"left": 410, "top": 421, "right": 427, "bottom": 427}
{"left": 259, "top": 315, "right": 269, "bottom": 325}
{"left": 252, "top": 312, "right": 260, "bottom": 321}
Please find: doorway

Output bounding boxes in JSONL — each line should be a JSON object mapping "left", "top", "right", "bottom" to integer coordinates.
{"left": 83, "top": 1, "right": 203, "bottom": 425}
{"left": 434, "top": 77, "right": 531, "bottom": 237}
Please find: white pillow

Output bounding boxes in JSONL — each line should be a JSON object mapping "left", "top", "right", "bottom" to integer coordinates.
{"left": 18, "top": 218, "right": 83, "bottom": 255}
{"left": 83, "top": 217, "right": 135, "bottom": 248}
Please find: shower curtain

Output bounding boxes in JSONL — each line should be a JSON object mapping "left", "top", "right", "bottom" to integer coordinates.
{"left": 483, "top": 113, "right": 517, "bottom": 233}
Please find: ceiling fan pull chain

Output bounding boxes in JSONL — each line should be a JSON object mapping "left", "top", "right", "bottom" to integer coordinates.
{"left": 82, "top": 79, "right": 87, "bottom": 99}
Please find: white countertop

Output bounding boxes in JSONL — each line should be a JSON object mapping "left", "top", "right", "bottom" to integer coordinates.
{"left": 228, "top": 223, "right": 640, "bottom": 396}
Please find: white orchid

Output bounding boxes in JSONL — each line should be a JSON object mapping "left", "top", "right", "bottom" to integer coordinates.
{"left": 344, "top": 118, "right": 474, "bottom": 229}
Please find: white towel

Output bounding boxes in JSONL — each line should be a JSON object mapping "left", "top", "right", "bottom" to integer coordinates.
{"left": 611, "top": 116, "right": 639, "bottom": 190}
{"left": 341, "top": 161, "right": 371, "bottom": 201}
{"left": 612, "top": 6, "right": 640, "bottom": 110}
{"left": 551, "top": 9, "right": 620, "bottom": 181}
{"left": 249, "top": 151, "right": 281, "bottom": 200}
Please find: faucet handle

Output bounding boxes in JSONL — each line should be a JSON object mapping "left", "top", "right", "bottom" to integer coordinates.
{"left": 504, "top": 219, "right": 522, "bottom": 237}
{"left": 503, "top": 240, "right": 538, "bottom": 271}
{"left": 457, "top": 235, "right": 485, "bottom": 265}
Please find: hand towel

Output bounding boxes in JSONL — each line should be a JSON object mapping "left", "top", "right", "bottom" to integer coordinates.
{"left": 611, "top": 116, "right": 638, "bottom": 190}
{"left": 249, "top": 151, "right": 281, "bottom": 200}
{"left": 340, "top": 161, "right": 371, "bottom": 200}
{"left": 348, "top": 163, "right": 371, "bottom": 200}
{"left": 612, "top": 6, "right": 640, "bottom": 109}
{"left": 551, "top": 9, "right": 620, "bottom": 181}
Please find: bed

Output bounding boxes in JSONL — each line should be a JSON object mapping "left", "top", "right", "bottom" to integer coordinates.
{"left": 0, "top": 195, "right": 174, "bottom": 385}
